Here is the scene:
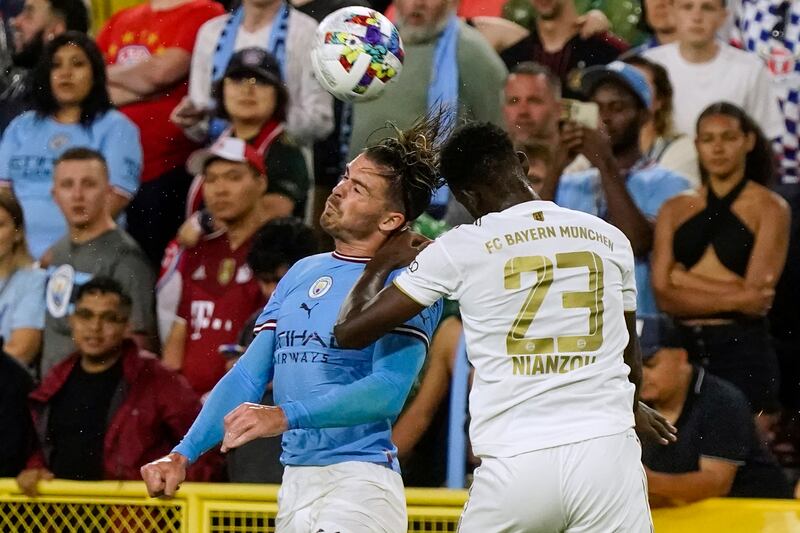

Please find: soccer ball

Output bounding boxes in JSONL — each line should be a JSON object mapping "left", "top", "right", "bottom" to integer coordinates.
{"left": 311, "top": 7, "right": 404, "bottom": 103}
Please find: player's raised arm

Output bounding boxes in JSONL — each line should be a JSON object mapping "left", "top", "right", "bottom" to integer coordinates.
{"left": 141, "top": 328, "right": 276, "bottom": 497}
{"left": 335, "top": 229, "right": 429, "bottom": 348}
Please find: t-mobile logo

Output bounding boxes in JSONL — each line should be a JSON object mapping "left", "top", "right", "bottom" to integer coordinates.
{"left": 190, "top": 301, "right": 215, "bottom": 340}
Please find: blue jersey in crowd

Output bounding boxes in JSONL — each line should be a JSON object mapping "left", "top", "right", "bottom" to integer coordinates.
{"left": 174, "top": 251, "right": 443, "bottom": 471}
{"left": 0, "top": 110, "right": 142, "bottom": 258}
{"left": 556, "top": 161, "right": 691, "bottom": 314}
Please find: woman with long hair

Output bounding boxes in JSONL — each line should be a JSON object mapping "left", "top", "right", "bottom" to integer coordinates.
{"left": 651, "top": 102, "right": 790, "bottom": 419}
{"left": 0, "top": 31, "right": 141, "bottom": 259}
{"left": 0, "top": 193, "right": 47, "bottom": 367}
{"left": 183, "top": 47, "right": 308, "bottom": 221}
{"left": 625, "top": 55, "right": 700, "bottom": 187}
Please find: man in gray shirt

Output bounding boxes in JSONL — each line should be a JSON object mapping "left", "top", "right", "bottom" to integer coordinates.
{"left": 41, "top": 148, "right": 156, "bottom": 375}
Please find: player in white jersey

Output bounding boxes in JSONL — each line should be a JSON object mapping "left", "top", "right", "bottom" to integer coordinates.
{"left": 335, "top": 122, "right": 676, "bottom": 532}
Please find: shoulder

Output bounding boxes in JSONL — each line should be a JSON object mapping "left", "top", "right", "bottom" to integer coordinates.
{"left": 288, "top": 7, "right": 319, "bottom": 31}
{"left": 14, "top": 266, "right": 48, "bottom": 286}
{"left": 659, "top": 188, "right": 703, "bottom": 218}
{"left": 700, "top": 372, "right": 752, "bottom": 416}
{"left": 633, "top": 163, "right": 689, "bottom": 183}
{"left": 109, "top": 229, "right": 150, "bottom": 260}
{"left": 95, "top": 109, "right": 137, "bottom": 130}
{"left": 642, "top": 42, "right": 676, "bottom": 61}
{"left": 197, "top": 13, "right": 228, "bottom": 38}
{"left": 457, "top": 21, "right": 504, "bottom": 61}
{"left": 748, "top": 182, "right": 790, "bottom": 214}
{"left": 5, "top": 111, "right": 38, "bottom": 134}
{"left": 185, "top": 0, "right": 225, "bottom": 19}
{"left": 105, "top": 2, "right": 149, "bottom": 25}
{"left": 587, "top": 31, "right": 629, "bottom": 52}
{"left": 560, "top": 168, "right": 599, "bottom": 185}
{"left": 720, "top": 43, "right": 763, "bottom": 67}
{"left": 469, "top": 16, "right": 529, "bottom": 52}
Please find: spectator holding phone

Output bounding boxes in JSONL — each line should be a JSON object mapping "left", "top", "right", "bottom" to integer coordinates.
{"left": 542, "top": 61, "right": 691, "bottom": 314}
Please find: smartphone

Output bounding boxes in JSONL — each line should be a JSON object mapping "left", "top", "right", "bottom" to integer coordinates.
{"left": 560, "top": 99, "right": 599, "bottom": 129}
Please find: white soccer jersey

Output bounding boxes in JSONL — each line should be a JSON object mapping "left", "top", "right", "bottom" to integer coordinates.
{"left": 395, "top": 200, "right": 637, "bottom": 458}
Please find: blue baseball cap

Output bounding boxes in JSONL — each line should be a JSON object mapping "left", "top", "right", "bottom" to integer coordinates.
{"left": 581, "top": 61, "right": 653, "bottom": 109}
{"left": 638, "top": 315, "right": 683, "bottom": 360}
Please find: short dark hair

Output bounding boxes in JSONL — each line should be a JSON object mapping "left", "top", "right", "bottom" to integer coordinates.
{"left": 247, "top": 217, "right": 318, "bottom": 277}
{"left": 441, "top": 122, "right": 519, "bottom": 192}
{"left": 509, "top": 61, "right": 561, "bottom": 98}
{"left": 696, "top": 102, "right": 774, "bottom": 186}
{"left": 55, "top": 147, "right": 109, "bottom": 176}
{"left": 31, "top": 31, "right": 112, "bottom": 126}
{"left": 74, "top": 277, "right": 133, "bottom": 314}
{"left": 49, "top": 0, "right": 90, "bottom": 33}
{"left": 362, "top": 109, "right": 448, "bottom": 222}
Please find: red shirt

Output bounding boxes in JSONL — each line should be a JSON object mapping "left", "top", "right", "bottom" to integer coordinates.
{"left": 175, "top": 231, "right": 265, "bottom": 394}
{"left": 96, "top": 0, "right": 224, "bottom": 182}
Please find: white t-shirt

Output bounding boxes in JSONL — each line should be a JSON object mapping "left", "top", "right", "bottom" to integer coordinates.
{"left": 188, "top": 9, "right": 333, "bottom": 145}
{"left": 644, "top": 42, "right": 784, "bottom": 140}
{"left": 394, "top": 201, "right": 637, "bottom": 458}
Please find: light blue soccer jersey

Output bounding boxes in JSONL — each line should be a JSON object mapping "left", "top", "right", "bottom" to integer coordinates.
{"left": 556, "top": 161, "right": 690, "bottom": 314}
{"left": 252, "top": 251, "right": 443, "bottom": 469}
{"left": 0, "top": 111, "right": 142, "bottom": 258}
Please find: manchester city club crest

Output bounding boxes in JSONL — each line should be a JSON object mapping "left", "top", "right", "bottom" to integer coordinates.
{"left": 46, "top": 264, "right": 75, "bottom": 318}
{"left": 308, "top": 276, "right": 333, "bottom": 298}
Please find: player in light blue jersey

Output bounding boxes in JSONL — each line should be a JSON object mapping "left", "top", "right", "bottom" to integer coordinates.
{"left": 141, "top": 113, "right": 447, "bottom": 533}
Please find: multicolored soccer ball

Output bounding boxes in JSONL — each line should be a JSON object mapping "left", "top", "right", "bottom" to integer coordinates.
{"left": 311, "top": 7, "right": 404, "bottom": 102}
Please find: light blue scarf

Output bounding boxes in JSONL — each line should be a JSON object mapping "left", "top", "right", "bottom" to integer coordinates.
{"left": 427, "top": 15, "right": 460, "bottom": 214}
{"left": 427, "top": 14, "right": 460, "bottom": 123}
{"left": 209, "top": 2, "right": 290, "bottom": 139}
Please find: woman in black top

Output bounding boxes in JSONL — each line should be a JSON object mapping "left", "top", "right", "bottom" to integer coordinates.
{"left": 650, "top": 102, "right": 790, "bottom": 419}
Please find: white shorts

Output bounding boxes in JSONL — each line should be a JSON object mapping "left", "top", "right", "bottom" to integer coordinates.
{"left": 459, "top": 428, "right": 653, "bottom": 533}
{"left": 276, "top": 461, "right": 407, "bottom": 533}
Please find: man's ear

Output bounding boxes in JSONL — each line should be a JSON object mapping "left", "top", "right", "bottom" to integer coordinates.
{"left": 48, "top": 20, "right": 66, "bottom": 40}
{"left": 379, "top": 211, "right": 406, "bottom": 233}
{"left": 517, "top": 151, "right": 530, "bottom": 176}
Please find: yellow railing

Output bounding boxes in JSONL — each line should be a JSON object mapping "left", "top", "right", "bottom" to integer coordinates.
{"left": 1, "top": 479, "right": 799, "bottom": 532}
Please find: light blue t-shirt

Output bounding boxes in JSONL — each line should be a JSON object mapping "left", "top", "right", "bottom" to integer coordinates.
{"left": 253, "top": 252, "right": 443, "bottom": 469}
{"left": 0, "top": 266, "right": 47, "bottom": 345}
{"left": 556, "top": 161, "right": 691, "bottom": 314}
{"left": 0, "top": 110, "right": 142, "bottom": 258}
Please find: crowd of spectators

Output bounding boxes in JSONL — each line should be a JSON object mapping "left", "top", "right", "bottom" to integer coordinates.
{"left": 0, "top": 0, "right": 798, "bottom": 508}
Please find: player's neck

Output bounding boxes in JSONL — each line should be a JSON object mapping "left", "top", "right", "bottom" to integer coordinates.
{"left": 69, "top": 217, "right": 116, "bottom": 245}
{"left": 243, "top": 1, "right": 283, "bottom": 32}
{"left": 231, "top": 119, "right": 264, "bottom": 142}
{"left": 535, "top": 5, "right": 578, "bottom": 52}
{"left": 333, "top": 239, "right": 380, "bottom": 259}
{"left": 678, "top": 39, "right": 720, "bottom": 63}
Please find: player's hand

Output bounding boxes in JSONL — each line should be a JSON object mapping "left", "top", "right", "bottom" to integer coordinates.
{"left": 140, "top": 452, "right": 188, "bottom": 498}
{"left": 170, "top": 97, "right": 207, "bottom": 129}
{"left": 16, "top": 468, "right": 54, "bottom": 497}
{"left": 575, "top": 9, "right": 610, "bottom": 39}
{"left": 634, "top": 402, "right": 677, "bottom": 445}
{"left": 371, "top": 227, "right": 431, "bottom": 270}
{"left": 221, "top": 403, "right": 289, "bottom": 452}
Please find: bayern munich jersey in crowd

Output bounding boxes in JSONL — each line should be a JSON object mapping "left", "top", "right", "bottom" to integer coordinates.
{"left": 394, "top": 200, "right": 637, "bottom": 458}
{"left": 730, "top": 0, "right": 800, "bottom": 184}
{"left": 252, "top": 251, "right": 442, "bottom": 468}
